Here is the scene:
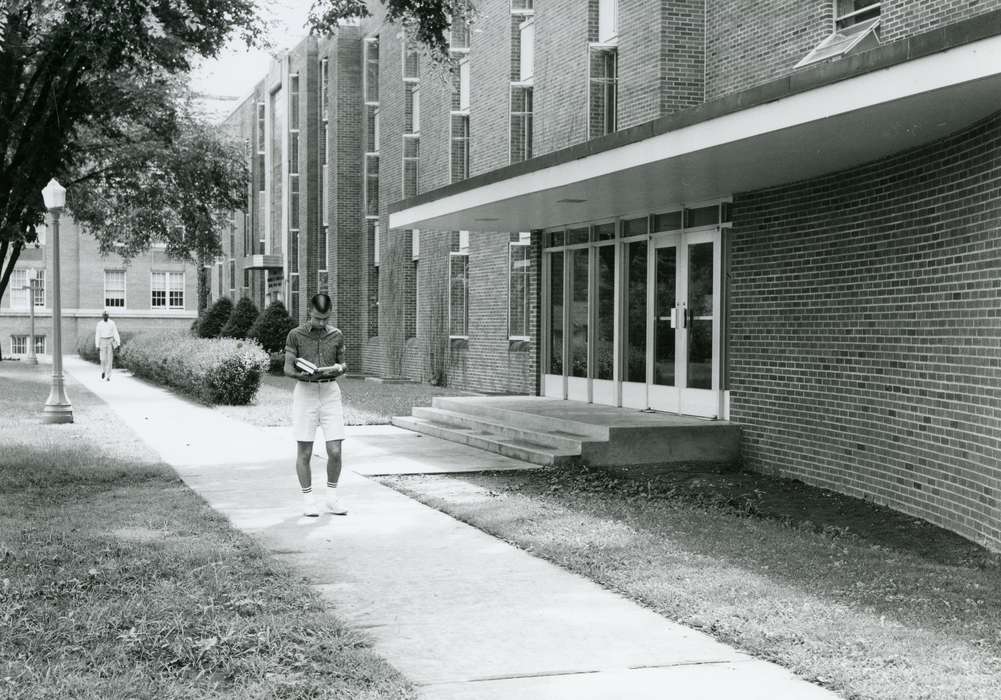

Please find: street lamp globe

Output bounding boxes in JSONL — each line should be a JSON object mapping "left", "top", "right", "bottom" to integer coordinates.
{"left": 41, "top": 178, "right": 66, "bottom": 211}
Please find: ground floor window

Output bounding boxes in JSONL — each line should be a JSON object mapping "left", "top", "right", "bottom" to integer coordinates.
{"left": 152, "top": 271, "right": 185, "bottom": 309}
{"left": 509, "top": 237, "right": 531, "bottom": 339}
{"left": 10, "top": 335, "right": 26, "bottom": 355}
{"left": 449, "top": 252, "right": 469, "bottom": 338}
{"left": 105, "top": 270, "right": 126, "bottom": 308}
{"left": 33, "top": 335, "right": 45, "bottom": 354}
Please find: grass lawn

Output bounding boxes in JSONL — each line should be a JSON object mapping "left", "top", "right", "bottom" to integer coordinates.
{"left": 215, "top": 371, "right": 468, "bottom": 427}
{"left": 0, "top": 361, "right": 414, "bottom": 699}
{"left": 381, "top": 465, "right": 1001, "bottom": 700}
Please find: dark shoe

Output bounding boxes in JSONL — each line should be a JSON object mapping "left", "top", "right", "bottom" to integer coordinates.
{"left": 101, "top": 372, "right": 105, "bottom": 379}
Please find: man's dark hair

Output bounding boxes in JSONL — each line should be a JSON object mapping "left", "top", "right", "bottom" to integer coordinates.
{"left": 310, "top": 293, "right": 332, "bottom": 314}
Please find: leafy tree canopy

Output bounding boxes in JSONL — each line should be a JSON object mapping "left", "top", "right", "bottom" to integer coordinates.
{"left": 0, "top": 0, "right": 261, "bottom": 303}
{"left": 308, "top": 0, "right": 474, "bottom": 63}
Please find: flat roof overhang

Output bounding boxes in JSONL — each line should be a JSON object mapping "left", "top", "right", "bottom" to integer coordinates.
{"left": 390, "top": 14, "right": 1001, "bottom": 232}
{"left": 242, "top": 254, "right": 284, "bottom": 270}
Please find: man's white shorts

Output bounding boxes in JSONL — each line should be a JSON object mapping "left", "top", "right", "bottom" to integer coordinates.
{"left": 291, "top": 380, "right": 345, "bottom": 442}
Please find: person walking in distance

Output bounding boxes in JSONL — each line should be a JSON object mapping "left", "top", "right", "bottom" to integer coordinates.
{"left": 94, "top": 311, "right": 121, "bottom": 381}
{"left": 284, "top": 293, "right": 348, "bottom": 517}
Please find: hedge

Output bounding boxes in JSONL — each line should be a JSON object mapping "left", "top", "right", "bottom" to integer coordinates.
{"left": 76, "top": 331, "right": 135, "bottom": 368}
{"left": 119, "top": 331, "right": 269, "bottom": 405}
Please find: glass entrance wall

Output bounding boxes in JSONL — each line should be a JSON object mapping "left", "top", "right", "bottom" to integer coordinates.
{"left": 541, "top": 201, "right": 729, "bottom": 413}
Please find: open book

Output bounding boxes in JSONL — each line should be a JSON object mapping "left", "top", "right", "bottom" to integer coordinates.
{"left": 295, "top": 358, "right": 340, "bottom": 375}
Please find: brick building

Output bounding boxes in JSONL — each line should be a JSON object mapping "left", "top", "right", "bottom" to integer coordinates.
{"left": 0, "top": 215, "right": 197, "bottom": 357}
{"left": 221, "top": 1, "right": 1001, "bottom": 551}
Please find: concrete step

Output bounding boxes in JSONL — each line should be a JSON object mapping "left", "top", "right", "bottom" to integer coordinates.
{"left": 432, "top": 397, "right": 610, "bottom": 440}
{"left": 411, "top": 406, "right": 589, "bottom": 452}
{"left": 391, "top": 416, "right": 580, "bottom": 466}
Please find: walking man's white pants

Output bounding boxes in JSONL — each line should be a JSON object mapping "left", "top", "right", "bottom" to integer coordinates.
{"left": 98, "top": 337, "right": 115, "bottom": 376}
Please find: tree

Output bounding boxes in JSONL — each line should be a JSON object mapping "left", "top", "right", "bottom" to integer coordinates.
{"left": 221, "top": 296, "right": 260, "bottom": 339}
{"left": 309, "top": 0, "right": 473, "bottom": 63}
{"left": 197, "top": 296, "right": 234, "bottom": 338}
{"left": 0, "top": 0, "right": 261, "bottom": 321}
{"left": 248, "top": 301, "right": 297, "bottom": 355}
{"left": 68, "top": 102, "right": 250, "bottom": 309}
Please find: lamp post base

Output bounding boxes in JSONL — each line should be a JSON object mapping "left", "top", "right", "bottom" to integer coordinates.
{"left": 41, "top": 402, "right": 74, "bottom": 423}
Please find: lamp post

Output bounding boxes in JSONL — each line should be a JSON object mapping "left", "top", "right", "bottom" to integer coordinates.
{"left": 41, "top": 178, "right": 73, "bottom": 424}
{"left": 23, "top": 270, "right": 37, "bottom": 365}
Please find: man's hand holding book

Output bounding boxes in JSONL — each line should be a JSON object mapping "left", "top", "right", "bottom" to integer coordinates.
{"left": 295, "top": 358, "right": 344, "bottom": 380}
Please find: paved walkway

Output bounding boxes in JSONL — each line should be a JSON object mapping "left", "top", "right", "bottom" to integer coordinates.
{"left": 64, "top": 357, "right": 838, "bottom": 699}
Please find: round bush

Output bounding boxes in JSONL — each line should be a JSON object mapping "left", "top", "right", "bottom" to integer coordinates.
{"left": 248, "top": 300, "right": 297, "bottom": 354}
{"left": 196, "top": 297, "right": 234, "bottom": 338}
{"left": 119, "top": 331, "right": 269, "bottom": 405}
{"left": 220, "top": 296, "right": 260, "bottom": 339}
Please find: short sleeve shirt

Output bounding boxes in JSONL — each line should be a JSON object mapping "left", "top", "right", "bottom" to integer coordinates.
{"left": 285, "top": 324, "right": 346, "bottom": 369}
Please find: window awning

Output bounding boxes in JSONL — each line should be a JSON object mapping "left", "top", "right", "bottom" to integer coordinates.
{"left": 389, "top": 19, "right": 1001, "bottom": 233}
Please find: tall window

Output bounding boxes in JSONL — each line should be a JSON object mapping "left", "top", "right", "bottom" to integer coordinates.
{"left": 589, "top": 47, "right": 618, "bottom": 138}
{"left": 449, "top": 253, "right": 469, "bottom": 338}
{"left": 403, "top": 136, "right": 419, "bottom": 199}
{"left": 9, "top": 269, "right": 44, "bottom": 309}
{"left": 450, "top": 115, "right": 469, "bottom": 182}
{"left": 289, "top": 73, "right": 300, "bottom": 279}
{"left": 509, "top": 234, "right": 531, "bottom": 339}
{"left": 364, "top": 38, "right": 380, "bottom": 104}
{"left": 152, "top": 272, "right": 185, "bottom": 309}
{"left": 407, "top": 229, "right": 419, "bottom": 338}
{"left": 519, "top": 19, "right": 535, "bottom": 82}
{"left": 104, "top": 270, "right": 126, "bottom": 308}
{"left": 450, "top": 8, "right": 471, "bottom": 51}
{"left": 510, "top": 86, "right": 533, "bottom": 163}
{"left": 368, "top": 219, "right": 380, "bottom": 338}
{"left": 289, "top": 273, "right": 300, "bottom": 320}
{"left": 320, "top": 57, "right": 329, "bottom": 120}
{"left": 33, "top": 335, "right": 46, "bottom": 355}
{"left": 598, "top": 0, "right": 618, "bottom": 44}
{"left": 403, "top": 40, "right": 420, "bottom": 81}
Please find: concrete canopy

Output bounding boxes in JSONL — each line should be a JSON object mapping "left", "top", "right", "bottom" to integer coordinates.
{"left": 389, "top": 27, "right": 1001, "bottom": 233}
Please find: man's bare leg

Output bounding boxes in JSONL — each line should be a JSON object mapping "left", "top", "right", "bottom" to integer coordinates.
{"left": 296, "top": 441, "right": 318, "bottom": 516}
{"left": 324, "top": 439, "right": 346, "bottom": 514}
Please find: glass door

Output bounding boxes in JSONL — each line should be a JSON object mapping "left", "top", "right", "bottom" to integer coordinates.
{"left": 648, "top": 236, "right": 680, "bottom": 412}
{"left": 542, "top": 250, "right": 565, "bottom": 398}
{"left": 620, "top": 238, "right": 649, "bottom": 408}
{"left": 678, "top": 229, "right": 720, "bottom": 417}
{"left": 566, "top": 247, "right": 590, "bottom": 401}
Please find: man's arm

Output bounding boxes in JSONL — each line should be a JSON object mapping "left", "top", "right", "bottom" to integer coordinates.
{"left": 112, "top": 321, "right": 121, "bottom": 348}
{"left": 94, "top": 322, "right": 100, "bottom": 350}
{"left": 283, "top": 331, "right": 311, "bottom": 381}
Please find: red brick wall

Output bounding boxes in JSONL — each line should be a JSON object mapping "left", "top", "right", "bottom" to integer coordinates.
{"left": 727, "top": 112, "right": 1001, "bottom": 551}
{"left": 535, "top": 0, "right": 589, "bottom": 156}
{"left": 705, "top": 1, "right": 1001, "bottom": 102}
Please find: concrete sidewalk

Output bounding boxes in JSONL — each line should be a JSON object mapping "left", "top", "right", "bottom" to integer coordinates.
{"left": 64, "top": 358, "right": 839, "bottom": 699}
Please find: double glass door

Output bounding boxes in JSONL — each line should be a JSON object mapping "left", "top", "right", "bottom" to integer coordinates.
{"left": 621, "top": 230, "right": 719, "bottom": 416}
{"left": 543, "top": 227, "right": 721, "bottom": 418}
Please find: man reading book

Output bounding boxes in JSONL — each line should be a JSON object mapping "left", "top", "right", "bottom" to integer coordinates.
{"left": 284, "top": 293, "right": 348, "bottom": 517}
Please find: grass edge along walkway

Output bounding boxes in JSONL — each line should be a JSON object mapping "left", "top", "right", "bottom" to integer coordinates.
{"left": 380, "top": 468, "right": 1001, "bottom": 700}
{"left": 0, "top": 362, "right": 414, "bottom": 700}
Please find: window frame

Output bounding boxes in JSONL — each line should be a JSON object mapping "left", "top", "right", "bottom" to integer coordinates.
{"left": 508, "top": 236, "right": 532, "bottom": 341}
{"left": 448, "top": 250, "right": 470, "bottom": 339}
{"left": 151, "top": 271, "right": 185, "bottom": 310}
{"left": 104, "top": 269, "right": 127, "bottom": 309}
{"left": 10, "top": 335, "right": 27, "bottom": 355}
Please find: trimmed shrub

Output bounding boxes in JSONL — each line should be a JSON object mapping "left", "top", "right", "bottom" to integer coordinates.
{"left": 120, "top": 331, "right": 269, "bottom": 405}
{"left": 76, "top": 331, "right": 135, "bottom": 368}
{"left": 220, "top": 296, "right": 260, "bottom": 339}
{"left": 248, "top": 300, "right": 297, "bottom": 354}
{"left": 196, "top": 297, "right": 233, "bottom": 338}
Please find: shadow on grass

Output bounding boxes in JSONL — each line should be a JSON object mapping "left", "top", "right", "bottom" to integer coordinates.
{"left": 0, "top": 442, "right": 170, "bottom": 494}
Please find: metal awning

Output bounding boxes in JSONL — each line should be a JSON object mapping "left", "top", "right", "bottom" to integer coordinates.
{"left": 241, "top": 254, "right": 283, "bottom": 270}
{"left": 389, "top": 21, "right": 1001, "bottom": 233}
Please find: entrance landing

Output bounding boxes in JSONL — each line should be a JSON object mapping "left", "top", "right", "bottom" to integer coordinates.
{"left": 392, "top": 396, "right": 740, "bottom": 468}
